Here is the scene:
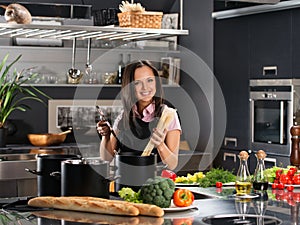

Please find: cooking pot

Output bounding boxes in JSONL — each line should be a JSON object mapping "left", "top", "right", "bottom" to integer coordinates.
{"left": 114, "top": 152, "right": 165, "bottom": 192}
{"left": 26, "top": 154, "right": 81, "bottom": 196}
{"left": 61, "top": 158, "right": 112, "bottom": 198}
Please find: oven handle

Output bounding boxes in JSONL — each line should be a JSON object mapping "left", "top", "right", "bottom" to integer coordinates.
{"left": 280, "top": 101, "right": 284, "bottom": 144}
{"left": 250, "top": 99, "right": 254, "bottom": 143}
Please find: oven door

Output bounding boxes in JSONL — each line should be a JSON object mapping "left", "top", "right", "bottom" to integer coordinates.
{"left": 250, "top": 91, "right": 293, "bottom": 155}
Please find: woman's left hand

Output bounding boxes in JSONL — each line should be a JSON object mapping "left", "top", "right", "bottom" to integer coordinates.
{"left": 151, "top": 128, "right": 167, "bottom": 147}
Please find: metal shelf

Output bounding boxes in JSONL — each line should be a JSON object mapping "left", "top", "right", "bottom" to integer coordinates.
{"left": 0, "top": 23, "right": 188, "bottom": 41}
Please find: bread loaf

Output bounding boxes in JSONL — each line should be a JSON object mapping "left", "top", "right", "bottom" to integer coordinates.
{"left": 28, "top": 196, "right": 164, "bottom": 217}
{"left": 28, "top": 196, "right": 139, "bottom": 216}
{"left": 69, "top": 196, "right": 164, "bottom": 217}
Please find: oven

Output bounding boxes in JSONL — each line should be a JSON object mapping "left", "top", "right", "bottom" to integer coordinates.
{"left": 249, "top": 79, "right": 300, "bottom": 157}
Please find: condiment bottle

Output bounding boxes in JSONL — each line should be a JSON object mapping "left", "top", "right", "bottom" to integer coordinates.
{"left": 290, "top": 125, "right": 300, "bottom": 168}
{"left": 235, "top": 151, "right": 252, "bottom": 195}
{"left": 253, "top": 150, "right": 268, "bottom": 192}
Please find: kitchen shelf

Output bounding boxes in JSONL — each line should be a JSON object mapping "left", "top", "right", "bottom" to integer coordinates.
{"left": 25, "top": 84, "right": 180, "bottom": 87}
{"left": 0, "top": 23, "right": 188, "bottom": 41}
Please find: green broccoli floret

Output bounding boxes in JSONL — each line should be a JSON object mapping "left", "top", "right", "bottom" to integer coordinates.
{"left": 140, "top": 176, "right": 175, "bottom": 208}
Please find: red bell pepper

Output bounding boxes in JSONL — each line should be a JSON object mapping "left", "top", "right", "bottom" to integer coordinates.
{"left": 161, "top": 169, "right": 177, "bottom": 181}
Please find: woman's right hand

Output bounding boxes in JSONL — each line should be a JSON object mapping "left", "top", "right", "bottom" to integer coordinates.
{"left": 96, "top": 121, "right": 111, "bottom": 137}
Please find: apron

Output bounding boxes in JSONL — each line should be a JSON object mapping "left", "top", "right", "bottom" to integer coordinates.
{"left": 116, "top": 115, "right": 162, "bottom": 163}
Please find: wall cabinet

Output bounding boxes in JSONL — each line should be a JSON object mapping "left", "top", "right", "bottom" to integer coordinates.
{"left": 248, "top": 10, "right": 292, "bottom": 79}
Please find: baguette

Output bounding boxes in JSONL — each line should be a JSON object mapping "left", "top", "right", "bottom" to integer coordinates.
{"left": 69, "top": 196, "right": 164, "bottom": 217}
{"left": 28, "top": 196, "right": 139, "bottom": 216}
{"left": 32, "top": 210, "right": 140, "bottom": 225}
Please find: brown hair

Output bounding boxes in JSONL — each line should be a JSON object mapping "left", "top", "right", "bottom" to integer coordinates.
{"left": 121, "top": 60, "right": 164, "bottom": 128}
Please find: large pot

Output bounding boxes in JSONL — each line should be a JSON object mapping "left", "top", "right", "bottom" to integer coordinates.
{"left": 61, "top": 158, "right": 111, "bottom": 198}
{"left": 26, "top": 154, "right": 81, "bottom": 196}
{"left": 114, "top": 152, "right": 163, "bottom": 192}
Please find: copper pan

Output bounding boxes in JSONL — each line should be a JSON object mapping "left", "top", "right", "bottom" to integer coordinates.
{"left": 27, "top": 130, "right": 71, "bottom": 146}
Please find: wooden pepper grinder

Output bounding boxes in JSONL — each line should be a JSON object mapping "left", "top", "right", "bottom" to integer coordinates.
{"left": 290, "top": 125, "right": 300, "bottom": 168}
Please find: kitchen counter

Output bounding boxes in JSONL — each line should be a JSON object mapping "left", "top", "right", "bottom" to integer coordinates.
{"left": 0, "top": 187, "right": 297, "bottom": 225}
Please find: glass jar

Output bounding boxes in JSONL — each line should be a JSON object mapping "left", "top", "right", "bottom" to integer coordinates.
{"left": 253, "top": 150, "right": 268, "bottom": 192}
{"left": 235, "top": 151, "right": 252, "bottom": 195}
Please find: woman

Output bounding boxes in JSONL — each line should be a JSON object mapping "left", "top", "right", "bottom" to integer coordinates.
{"left": 97, "top": 60, "right": 181, "bottom": 170}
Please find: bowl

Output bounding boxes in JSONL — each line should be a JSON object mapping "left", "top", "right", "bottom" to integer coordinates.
{"left": 27, "top": 133, "right": 67, "bottom": 146}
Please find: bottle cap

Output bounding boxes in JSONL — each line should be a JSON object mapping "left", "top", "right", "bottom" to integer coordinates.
{"left": 256, "top": 150, "right": 267, "bottom": 160}
{"left": 239, "top": 150, "right": 249, "bottom": 160}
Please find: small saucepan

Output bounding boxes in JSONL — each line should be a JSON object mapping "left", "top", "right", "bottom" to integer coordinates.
{"left": 114, "top": 152, "right": 166, "bottom": 192}
{"left": 61, "top": 158, "right": 115, "bottom": 198}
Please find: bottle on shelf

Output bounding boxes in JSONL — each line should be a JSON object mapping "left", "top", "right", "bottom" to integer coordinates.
{"left": 253, "top": 150, "right": 269, "bottom": 193}
{"left": 235, "top": 150, "right": 252, "bottom": 195}
{"left": 117, "top": 53, "right": 125, "bottom": 85}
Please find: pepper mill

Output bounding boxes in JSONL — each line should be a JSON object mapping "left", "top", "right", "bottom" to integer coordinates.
{"left": 290, "top": 125, "right": 300, "bottom": 168}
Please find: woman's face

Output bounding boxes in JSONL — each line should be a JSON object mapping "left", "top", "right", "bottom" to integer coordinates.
{"left": 134, "top": 65, "right": 156, "bottom": 105}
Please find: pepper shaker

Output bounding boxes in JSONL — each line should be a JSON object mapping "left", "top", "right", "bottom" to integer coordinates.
{"left": 290, "top": 125, "right": 300, "bottom": 168}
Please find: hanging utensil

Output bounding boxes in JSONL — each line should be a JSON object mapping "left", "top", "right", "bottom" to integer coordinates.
{"left": 68, "top": 38, "right": 83, "bottom": 84}
{"left": 85, "top": 38, "right": 95, "bottom": 84}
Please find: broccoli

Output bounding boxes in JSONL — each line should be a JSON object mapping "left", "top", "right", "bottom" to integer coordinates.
{"left": 140, "top": 176, "right": 175, "bottom": 208}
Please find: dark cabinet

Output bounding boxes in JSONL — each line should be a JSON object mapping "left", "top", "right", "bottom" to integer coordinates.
{"left": 248, "top": 11, "right": 292, "bottom": 79}
{"left": 214, "top": 16, "right": 249, "bottom": 150}
{"left": 213, "top": 148, "right": 240, "bottom": 174}
{"left": 292, "top": 8, "right": 300, "bottom": 77}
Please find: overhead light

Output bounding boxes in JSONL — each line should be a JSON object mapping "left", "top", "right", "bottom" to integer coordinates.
{"left": 212, "top": 0, "right": 300, "bottom": 19}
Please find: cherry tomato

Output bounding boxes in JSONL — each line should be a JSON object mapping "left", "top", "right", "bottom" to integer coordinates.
{"left": 287, "top": 167, "right": 297, "bottom": 177}
{"left": 287, "top": 185, "right": 295, "bottom": 192}
{"left": 279, "top": 174, "right": 290, "bottom": 185}
{"left": 276, "top": 169, "right": 283, "bottom": 179}
{"left": 293, "top": 174, "right": 300, "bottom": 185}
{"left": 216, "top": 182, "right": 223, "bottom": 188}
{"left": 173, "top": 189, "right": 194, "bottom": 207}
{"left": 161, "top": 170, "right": 177, "bottom": 181}
{"left": 277, "top": 183, "right": 285, "bottom": 190}
{"left": 272, "top": 183, "right": 278, "bottom": 189}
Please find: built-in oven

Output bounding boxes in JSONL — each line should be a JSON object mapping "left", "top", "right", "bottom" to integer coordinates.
{"left": 249, "top": 79, "right": 300, "bottom": 157}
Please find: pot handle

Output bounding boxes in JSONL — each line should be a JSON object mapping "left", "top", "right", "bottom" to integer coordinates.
{"left": 50, "top": 171, "right": 61, "bottom": 178}
{"left": 25, "top": 168, "right": 42, "bottom": 176}
{"left": 156, "top": 164, "right": 168, "bottom": 172}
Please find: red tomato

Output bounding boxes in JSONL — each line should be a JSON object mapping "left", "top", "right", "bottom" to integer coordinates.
{"left": 287, "top": 167, "right": 297, "bottom": 177}
{"left": 216, "top": 182, "right": 223, "bottom": 188}
{"left": 173, "top": 189, "right": 194, "bottom": 207}
{"left": 279, "top": 174, "right": 290, "bottom": 185}
{"left": 287, "top": 185, "right": 295, "bottom": 192}
{"left": 277, "top": 183, "right": 285, "bottom": 190}
{"left": 272, "top": 183, "right": 278, "bottom": 189}
{"left": 173, "top": 218, "right": 194, "bottom": 225}
{"left": 161, "top": 170, "right": 177, "bottom": 181}
{"left": 276, "top": 169, "right": 283, "bottom": 179}
{"left": 293, "top": 193, "right": 300, "bottom": 202}
{"left": 293, "top": 174, "right": 300, "bottom": 185}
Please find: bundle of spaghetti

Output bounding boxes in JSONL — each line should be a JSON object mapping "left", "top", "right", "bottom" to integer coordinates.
{"left": 141, "top": 106, "right": 176, "bottom": 156}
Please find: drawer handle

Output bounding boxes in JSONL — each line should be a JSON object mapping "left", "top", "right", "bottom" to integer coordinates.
{"left": 263, "top": 66, "right": 277, "bottom": 76}
{"left": 224, "top": 137, "right": 237, "bottom": 147}
{"left": 223, "top": 152, "right": 236, "bottom": 163}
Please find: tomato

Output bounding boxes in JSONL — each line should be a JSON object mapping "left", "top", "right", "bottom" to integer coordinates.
{"left": 279, "top": 174, "right": 290, "bottom": 185}
{"left": 276, "top": 169, "right": 283, "bottom": 179}
{"left": 173, "top": 218, "right": 194, "bottom": 225}
{"left": 216, "top": 182, "right": 223, "bottom": 188}
{"left": 161, "top": 170, "right": 177, "bottom": 181}
{"left": 272, "top": 183, "right": 278, "bottom": 189}
{"left": 293, "top": 193, "right": 300, "bottom": 202}
{"left": 173, "top": 189, "right": 194, "bottom": 207}
{"left": 287, "top": 185, "right": 295, "bottom": 192}
{"left": 287, "top": 167, "right": 297, "bottom": 177}
{"left": 292, "top": 174, "right": 300, "bottom": 185}
{"left": 277, "top": 183, "right": 285, "bottom": 190}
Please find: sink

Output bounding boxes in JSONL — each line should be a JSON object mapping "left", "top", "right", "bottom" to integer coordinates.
{"left": 201, "top": 214, "right": 282, "bottom": 225}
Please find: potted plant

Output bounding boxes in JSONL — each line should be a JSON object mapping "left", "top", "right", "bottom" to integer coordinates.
{"left": 0, "top": 54, "right": 49, "bottom": 147}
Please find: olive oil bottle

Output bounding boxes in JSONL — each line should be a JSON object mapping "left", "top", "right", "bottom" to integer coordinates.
{"left": 235, "top": 151, "right": 252, "bottom": 195}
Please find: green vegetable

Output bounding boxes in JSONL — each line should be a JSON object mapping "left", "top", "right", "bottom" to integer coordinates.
{"left": 118, "top": 187, "right": 143, "bottom": 203}
{"left": 264, "top": 166, "right": 290, "bottom": 183}
{"left": 198, "top": 168, "right": 236, "bottom": 188}
{"left": 140, "top": 176, "right": 175, "bottom": 208}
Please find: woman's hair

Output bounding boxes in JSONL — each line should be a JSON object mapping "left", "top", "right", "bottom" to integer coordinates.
{"left": 121, "top": 60, "right": 164, "bottom": 128}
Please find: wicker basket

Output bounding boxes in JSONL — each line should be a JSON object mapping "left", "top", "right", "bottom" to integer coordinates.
{"left": 118, "top": 11, "right": 163, "bottom": 29}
